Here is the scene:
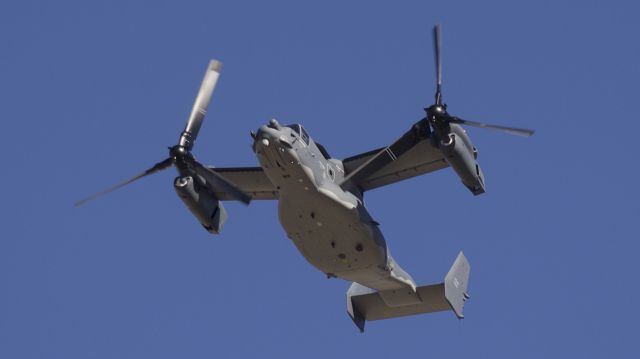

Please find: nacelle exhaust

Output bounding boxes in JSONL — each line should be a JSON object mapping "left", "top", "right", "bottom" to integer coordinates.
{"left": 174, "top": 176, "right": 228, "bottom": 234}
{"left": 439, "top": 125, "right": 486, "bottom": 195}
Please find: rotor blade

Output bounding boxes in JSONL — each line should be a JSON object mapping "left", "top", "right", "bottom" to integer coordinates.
{"left": 74, "top": 157, "right": 174, "bottom": 207}
{"left": 179, "top": 60, "right": 223, "bottom": 150}
{"left": 449, "top": 117, "right": 535, "bottom": 137}
{"left": 191, "top": 160, "right": 252, "bottom": 205}
{"left": 433, "top": 24, "right": 442, "bottom": 105}
{"left": 340, "top": 121, "right": 426, "bottom": 189}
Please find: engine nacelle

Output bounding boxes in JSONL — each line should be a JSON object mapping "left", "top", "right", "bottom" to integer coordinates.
{"left": 439, "top": 124, "right": 486, "bottom": 195}
{"left": 174, "top": 176, "right": 228, "bottom": 234}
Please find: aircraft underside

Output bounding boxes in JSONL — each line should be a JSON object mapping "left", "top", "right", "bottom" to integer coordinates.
{"left": 76, "top": 24, "right": 539, "bottom": 330}
{"left": 277, "top": 189, "right": 415, "bottom": 291}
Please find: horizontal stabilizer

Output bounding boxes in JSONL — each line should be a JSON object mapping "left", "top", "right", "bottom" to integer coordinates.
{"left": 346, "top": 252, "right": 470, "bottom": 332}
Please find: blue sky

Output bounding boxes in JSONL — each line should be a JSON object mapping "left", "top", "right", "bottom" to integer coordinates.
{"left": 1, "top": 0, "right": 639, "bottom": 358}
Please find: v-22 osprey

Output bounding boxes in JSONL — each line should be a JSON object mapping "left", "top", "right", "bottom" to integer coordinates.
{"left": 77, "top": 26, "right": 534, "bottom": 332}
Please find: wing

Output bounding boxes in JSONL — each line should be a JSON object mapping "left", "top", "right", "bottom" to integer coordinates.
{"left": 207, "top": 167, "right": 278, "bottom": 200}
{"left": 341, "top": 123, "right": 449, "bottom": 192}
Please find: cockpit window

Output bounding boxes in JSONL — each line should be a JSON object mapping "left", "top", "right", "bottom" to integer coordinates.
{"left": 299, "top": 126, "right": 310, "bottom": 145}
{"left": 286, "top": 124, "right": 309, "bottom": 145}
{"left": 286, "top": 124, "right": 301, "bottom": 135}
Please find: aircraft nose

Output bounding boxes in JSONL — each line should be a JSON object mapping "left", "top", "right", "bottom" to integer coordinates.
{"left": 253, "top": 118, "right": 296, "bottom": 158}
{"left": 267, "top": 118, "right": 280, "bottom": 129}
{"left": 253, "top": 125, "right": 279, "bottom": 152}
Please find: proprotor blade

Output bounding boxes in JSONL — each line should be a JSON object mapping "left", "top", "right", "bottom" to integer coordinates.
{"left": 179, "top": 60, "right": 223, "bottom": 151}
{"left": 449, "top": 117, "right": 536, "bottom": 137}
{"left": 74, "top": 157, "right": 174, "bottom": 207}
{"left": 433, "top": 24, "right": 443, "bottom": 105}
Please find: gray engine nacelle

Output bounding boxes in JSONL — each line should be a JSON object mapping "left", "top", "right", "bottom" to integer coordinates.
{"left": 439, "top": 124, "right": 486, "bottom": 195}
{"left": 174, "top": 176, "right": 228, "bottom": 234}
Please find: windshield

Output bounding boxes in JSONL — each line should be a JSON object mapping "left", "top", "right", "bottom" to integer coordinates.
{"left": 286, "top": 124, "right": 309, "bottom": 145}
{"left": 286, "top": 124, "right": 301, "bottom": 135}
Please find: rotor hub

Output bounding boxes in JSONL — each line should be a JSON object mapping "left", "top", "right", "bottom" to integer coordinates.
{"left": 426, "top": 104, "right": 447, "bottom": 117}
{"left": 170, "top": 145, "right": 189, "bottom": 159}
{"left": 426, "top": 104, "right": 450, "bottom": 126}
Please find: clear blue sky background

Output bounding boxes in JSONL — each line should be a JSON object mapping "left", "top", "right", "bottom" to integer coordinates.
{"left": 1, "top": 0, "right": 639, "bottom": 358}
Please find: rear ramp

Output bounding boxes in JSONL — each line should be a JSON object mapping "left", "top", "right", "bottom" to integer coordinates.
{"left": 346, "top": 252, "right": 470, "bottom": 332}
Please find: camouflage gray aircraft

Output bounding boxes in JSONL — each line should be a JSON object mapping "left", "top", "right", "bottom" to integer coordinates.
{"left": 77, "top": 26, "right": 534, "bottom": 332}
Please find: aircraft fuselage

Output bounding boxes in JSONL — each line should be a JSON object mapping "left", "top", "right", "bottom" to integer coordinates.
{"left": 254, "top": 119, "right": 416, "bottom": 291}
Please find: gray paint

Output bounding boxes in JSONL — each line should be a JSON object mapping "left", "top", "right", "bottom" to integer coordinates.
{"left": 174, "top": 175, "right": 228, "bottom": 234}
{"left": 77, "top": 55, "right": 492, "bottom": 331}
{"left": 346, "top": 252, "right": 470, "bottom": 332}
{"left": 189, "top": 118, "right": 479, "bottom": 330}
{"left": 253, "top": 119, "right": 416, "bottom": 291}
{"left": 234, "top": 118, "right": 476, "bottom": 330}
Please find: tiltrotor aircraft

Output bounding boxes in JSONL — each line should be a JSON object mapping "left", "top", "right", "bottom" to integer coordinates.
{"left": 77, "top": 26, "right": 534, "bottom": 332}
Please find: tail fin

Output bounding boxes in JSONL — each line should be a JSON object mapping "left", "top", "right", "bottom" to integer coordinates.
{"left": 346, "top": 252, "right": 470, "bottom": 332}
{"left": 444, "top": 251, "right": 471, "bottom": 318}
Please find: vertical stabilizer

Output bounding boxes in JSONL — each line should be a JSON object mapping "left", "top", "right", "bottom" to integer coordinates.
{"left": 444, "top": 251, "right": 471, "bottom": 319}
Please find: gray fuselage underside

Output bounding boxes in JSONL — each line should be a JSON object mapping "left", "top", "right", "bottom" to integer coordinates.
{"left": 254, "top": 122, "right": 415, "bottom": 291}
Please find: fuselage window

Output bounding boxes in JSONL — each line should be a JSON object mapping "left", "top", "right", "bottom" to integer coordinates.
{"left": 316, "top": 143, "right": 331, "bottom": 159}
{"left": 300, "top": 126, "right": 310, "bottom": 145}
